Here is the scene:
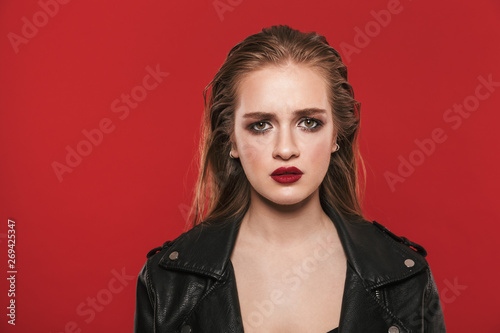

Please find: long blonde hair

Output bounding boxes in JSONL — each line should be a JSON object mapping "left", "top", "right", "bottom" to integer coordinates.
{"left": 186, "top": 25, "right": 366, "bottom": 230}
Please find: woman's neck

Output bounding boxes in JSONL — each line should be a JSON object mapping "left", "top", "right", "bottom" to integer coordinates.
{"left": 239, "top": 188, "right": 336, "bottom": 250}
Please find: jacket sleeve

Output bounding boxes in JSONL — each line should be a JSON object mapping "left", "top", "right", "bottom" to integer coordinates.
{"left": 134, "top": 260, "right": 156, "bottom": 333}
{"left": 423, "top": 268, "right": 446, "bottom": 332}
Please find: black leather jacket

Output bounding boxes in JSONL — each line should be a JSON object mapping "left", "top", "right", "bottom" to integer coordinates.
{"left": 134, "top": 202, "right": 446, "bottom": 332}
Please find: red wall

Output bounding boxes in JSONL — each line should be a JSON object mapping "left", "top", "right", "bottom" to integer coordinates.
{"left": 1, "top": 0, "right": 499, "bottom": 332}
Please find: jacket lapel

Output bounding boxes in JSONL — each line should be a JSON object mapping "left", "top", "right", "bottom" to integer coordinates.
{"left": 339, "top": 264, "right": 397, "bottom": 331}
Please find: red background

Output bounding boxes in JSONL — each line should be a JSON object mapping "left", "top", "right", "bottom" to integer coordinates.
{"left": 1, "top": 0, "right": 499, "bottom": 332}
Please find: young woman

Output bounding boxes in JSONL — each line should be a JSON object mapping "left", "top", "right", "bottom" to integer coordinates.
{"left": 134, "top": 25, "right": 446, "bottom": 332}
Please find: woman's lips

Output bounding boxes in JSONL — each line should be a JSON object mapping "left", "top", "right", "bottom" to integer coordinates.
{"left": 271, "top": 166, "right": 303, "bottom": 184}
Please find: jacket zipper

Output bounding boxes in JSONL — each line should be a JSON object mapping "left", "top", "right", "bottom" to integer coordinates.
{"left": 374, "top": 288, "right": 387, "bottom": 308}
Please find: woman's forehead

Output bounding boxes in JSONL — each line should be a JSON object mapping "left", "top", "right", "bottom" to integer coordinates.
{"left": 234, "top": 64, "right": 331, "bottom": 117}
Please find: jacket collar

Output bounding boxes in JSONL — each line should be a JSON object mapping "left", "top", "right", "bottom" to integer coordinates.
{"left": 158, "top": 202, "right": 428, "bottom": 288}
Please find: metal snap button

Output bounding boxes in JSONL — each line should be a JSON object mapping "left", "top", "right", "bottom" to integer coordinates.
{"left": 404, "top": 259, "right": 415, "bottom": 267}
{"left": 181, "top": 324, "right": 192, "bottom": 333}
{"left": 169, "top": 251, "right": 179, "bottom": 260}
{"left": 388, "top": 325, "right": 400, "bottom": 333}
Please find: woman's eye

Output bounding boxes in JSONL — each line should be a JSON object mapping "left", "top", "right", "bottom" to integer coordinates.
{"left": 249, "top": 118, "right": 322, "bottom": 134}
{"left": 250, "top": 122, "right": 271, "bottom": 132}
{"left": 300, "top": 118, "right": 322, "bottom": 131}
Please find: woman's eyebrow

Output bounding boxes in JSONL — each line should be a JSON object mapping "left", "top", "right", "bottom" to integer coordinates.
{"left": 242, "top": 108, "right": 327, "bottom": 119}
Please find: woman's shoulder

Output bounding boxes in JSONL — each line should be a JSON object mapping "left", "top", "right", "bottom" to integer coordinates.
{"left": 143, "top": 223, "right": 207, "bottom": 260}
{"left": 370, "top": 219, "right": 428, "bottom": 257}
{"left": 335, "top": 215, "right": 435, "bottom": 288}
{"left": 343, "top": 215, "right": 429, "bottom": 259}
{"left": 139, "top": 219, "right": 237, "bottom": 281}
{"left": 324, "top": 203, "right": 430, "bottom": 264}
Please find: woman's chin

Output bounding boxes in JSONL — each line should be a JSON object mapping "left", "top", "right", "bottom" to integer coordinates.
{"left": 252, "top": 188, "right": 318, "bottom": 209}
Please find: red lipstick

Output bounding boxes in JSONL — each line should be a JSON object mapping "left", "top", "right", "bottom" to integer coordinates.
{"left": 271, "top": 166, "right": 303, "bottom": 184}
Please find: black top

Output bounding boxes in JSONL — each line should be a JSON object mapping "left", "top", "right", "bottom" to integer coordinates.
{"left": 327, "top": 328, "right": 338, "bottom": 333}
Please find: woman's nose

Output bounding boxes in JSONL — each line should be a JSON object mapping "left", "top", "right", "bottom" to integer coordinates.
{"left": 272, "top": 126, "right": 299, "bottom": 160}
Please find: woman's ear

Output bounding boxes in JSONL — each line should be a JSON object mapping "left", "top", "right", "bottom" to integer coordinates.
{"left": 230, "top": 142, "right": 239, "bottom": 159}
{"left": 331, "top": 135, "right": 339, "bottom": 153}
{"left": 230, "top": 148, "right": 239, "bottom": 158}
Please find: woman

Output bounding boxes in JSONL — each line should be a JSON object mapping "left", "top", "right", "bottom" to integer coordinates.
{"left": 134, "top": 25, "right": 446, "bottom": 332}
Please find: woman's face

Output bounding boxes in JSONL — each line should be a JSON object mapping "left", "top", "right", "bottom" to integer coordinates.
{"left": 231, "top": 63, "right": 338, "bottom": 206}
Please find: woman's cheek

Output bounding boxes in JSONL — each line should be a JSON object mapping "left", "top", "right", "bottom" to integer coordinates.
{"left": 241, "top": 143, "right": 264, "bottom": 164}
{"left": 240, "top": 144, "right": 261, "bottom": 170}
{"left": 307, "top": 141, "right": 333, "bottom": 167}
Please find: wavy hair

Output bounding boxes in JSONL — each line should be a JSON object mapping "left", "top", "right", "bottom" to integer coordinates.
{"left": 186, "top": 25, "right": 365, "bottom": 230}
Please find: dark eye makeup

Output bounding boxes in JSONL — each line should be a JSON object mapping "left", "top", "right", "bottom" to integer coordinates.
{"left": 248, "top": 117, "right": 324, "bottom": 135}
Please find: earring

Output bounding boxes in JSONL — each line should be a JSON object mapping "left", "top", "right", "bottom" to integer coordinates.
{"left": 334, "top": 143, "right": 340, "bottom": 152}
{"left": 229, "top": 151, "right": 235, "bottom": 159}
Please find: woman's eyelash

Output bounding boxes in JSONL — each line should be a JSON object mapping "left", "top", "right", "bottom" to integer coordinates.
{"left": 248, "top": 118, "right": 323, "bottom": 134}
{"left": 300, "top": 118, "right": 323, "bottom": 131}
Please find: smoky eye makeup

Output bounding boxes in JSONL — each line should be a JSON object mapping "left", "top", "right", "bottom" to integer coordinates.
{"left": 247, "top": 117, "right": 324, "bottom": 135}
